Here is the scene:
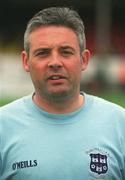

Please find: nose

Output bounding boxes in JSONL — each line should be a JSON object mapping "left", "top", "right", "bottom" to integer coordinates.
{"left": 48, "top": 52, "right": 63, "bottom": 69}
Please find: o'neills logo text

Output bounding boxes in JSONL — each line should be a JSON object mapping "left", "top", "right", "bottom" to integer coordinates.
{"left": 12, "top": 160, "right": 37, "bottom": 170}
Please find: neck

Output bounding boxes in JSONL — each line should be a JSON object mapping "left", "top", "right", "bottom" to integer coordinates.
{"left": 33, "top": 92, "right": 84, "bottom": 114}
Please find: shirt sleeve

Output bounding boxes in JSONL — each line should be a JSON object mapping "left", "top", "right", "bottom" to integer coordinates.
{"left": 117, "top": 109, "right": 125, "bottom": 178}
{"left": 0, "top": 109, "right": 2, "bottom": 176}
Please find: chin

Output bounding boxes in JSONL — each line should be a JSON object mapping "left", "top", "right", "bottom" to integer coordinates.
{"left": 47, "top": 89, "right": 75, "bottom": 101}
{"left": 50, "top": 90, "right": 68, "bottom": 96}
{"left": 48, "top": 90, "right": 69, "bottom": 97}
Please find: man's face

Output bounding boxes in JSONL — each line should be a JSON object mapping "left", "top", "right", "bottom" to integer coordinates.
{"left": 22, "top": 26, "right": 89, "bottom": 101}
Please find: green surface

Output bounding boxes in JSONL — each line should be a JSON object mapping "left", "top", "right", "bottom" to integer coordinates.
{"left": 97, "top": 91, "right": 125, "bottom": 108}
{"left": 0, "top": 97, "right": 16, "bottom": 107}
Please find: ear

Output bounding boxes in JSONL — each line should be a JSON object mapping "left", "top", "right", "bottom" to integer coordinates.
{"left": 21, "top": 50, "right": 30, "bottom": 72}
{"left": 81, "top": 49, "right": 90, "bottom": 71}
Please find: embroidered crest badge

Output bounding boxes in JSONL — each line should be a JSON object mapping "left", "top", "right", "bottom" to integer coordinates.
{"left": 90, "top": 153, "right": 108, "bottom": 175}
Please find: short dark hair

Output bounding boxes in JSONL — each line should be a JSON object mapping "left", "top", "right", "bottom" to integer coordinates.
{"left": 24, "top": 7, "right": 86, "bottom": 54}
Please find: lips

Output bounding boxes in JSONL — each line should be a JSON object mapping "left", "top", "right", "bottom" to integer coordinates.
{"left": 47, "top": 74, "right": 66, "bottom": 80}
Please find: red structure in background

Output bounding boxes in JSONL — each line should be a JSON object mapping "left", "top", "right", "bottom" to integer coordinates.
{"left": 118, "top": 60, "right": 125, "bottom": 88}
{"left": 86, "top": 25, "right": 125, "bottom": 55}
{"left": 111, "top": 27, "right": 125, "bottom": 54}
{"left": 86, "top": 26, "right": 95, "bottom": 55}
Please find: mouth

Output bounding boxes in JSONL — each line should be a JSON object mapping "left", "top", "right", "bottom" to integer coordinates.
{"left": 47, "top": 75, "right": 66, "bottom": 80}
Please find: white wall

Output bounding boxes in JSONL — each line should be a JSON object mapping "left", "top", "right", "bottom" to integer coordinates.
{"left": 0, "top": 53, "right": 33, "bottom": 99}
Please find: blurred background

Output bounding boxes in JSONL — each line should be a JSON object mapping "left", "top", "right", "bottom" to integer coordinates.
{"left": 0, "top": 0, "right": 125, "bottom": 107}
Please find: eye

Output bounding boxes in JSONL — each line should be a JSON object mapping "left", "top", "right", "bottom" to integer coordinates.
{"left": 34, "top": 49, "right": 51, "bottom": 57}
{"left": 61, "top": 50, "right": 74, "bottom": 57}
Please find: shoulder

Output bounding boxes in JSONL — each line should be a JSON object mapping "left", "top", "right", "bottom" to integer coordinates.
{"left": 84, "top": 94, "right": 125, "bottom": 139}
{"left": 88, "top": 93, "right": 125, "bottom": 109}
{"left": 0, "top": 95, "right": 32, "bottom": 117}
{"left": 0, "top": 95, "right": 34, "bottom": 133}
{"left": 0, "top": 97, "right": 25, "bottom": 113}
{"left": 86, "top": 93, "right": 125, "bottom": 118}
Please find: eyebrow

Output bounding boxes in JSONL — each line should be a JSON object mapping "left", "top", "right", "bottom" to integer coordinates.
{"left": 33, "top": 48, "right": 51, "bottom": 56}
{"left": 33, "top": 45, "right": 76, "bottom": 55}
{"left": 60, "top": 45, "right": 74, "bottom": 49}
{"left": 60, "top": 45, "right": 76, "bottom": 52}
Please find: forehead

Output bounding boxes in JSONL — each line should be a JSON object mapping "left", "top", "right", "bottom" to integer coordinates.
{"left": 29, "top": 26, "right": 79, "bottom": 48}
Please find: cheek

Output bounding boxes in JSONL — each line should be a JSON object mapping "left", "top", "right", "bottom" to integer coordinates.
{"left": 31, "top": 60, "right": 45, "bottom": 72}
{"left": 29, "top": 62, "right": 45, "bottom": 80}
{"left": 69, "top": 61, "right": 83, "bottom": 75}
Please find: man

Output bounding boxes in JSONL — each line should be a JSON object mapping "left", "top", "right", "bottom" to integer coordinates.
{"left": 0, "top": 7, "right": 125, "bottom": 180}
